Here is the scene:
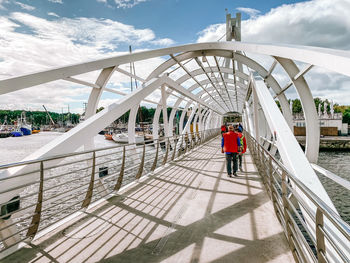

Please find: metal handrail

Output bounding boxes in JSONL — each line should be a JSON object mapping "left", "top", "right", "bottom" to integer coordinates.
{"left": 245, "top": 132, "right": 350, "bottom": 263}
{"left": 0, "top": 128, "right": 220, "bottom": 253}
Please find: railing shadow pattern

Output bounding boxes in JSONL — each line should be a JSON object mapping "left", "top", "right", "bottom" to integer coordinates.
{"left": 0, "top": 129, "right": 219, "bottom": 254}
{"left": 1, "top": 135, "right": 294, "bottom": 263}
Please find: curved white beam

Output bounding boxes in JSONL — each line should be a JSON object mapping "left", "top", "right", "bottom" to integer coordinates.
{"left": 148, "top": 49, "right": 290, "bottom": 120}
{"left": 275, "top": 57, "right": 320, "bottom": 163}
{"left": 2, "top": 42, "right": 350, "bottom": 96}
{"left": 179, "top": 101, "right": 192, "bottom": 134}
{"left": 128, "top": 106, "right": 139, "bottom": 144}
{"left": 84, "top": 67, "right": 116, "bottom": 150}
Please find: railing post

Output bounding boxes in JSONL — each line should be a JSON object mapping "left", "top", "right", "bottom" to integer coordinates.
{"left": 256, "top": 143, "right": 261, "bottom": 169}
{"left": 81, "top": 151, "right": 96, "bottom": 208}
{"left": 151, "top": 140, "right": 159, "bottom": 172}
{"left": 162, "top": 138, "right": 170, "bottom": 165}
{"left": 171, "top": 136, "right": 177, "bottom": 161}
{"left": 266, "top": 154, "right": 272, "bottom": 197}
{"left": 136, "top": 144, "right": 146, "bottom": 179}
{"left": 114, "top": 146, "right": 125, "bottom": 191}
{"left": 269, "top": 156, "right": 278, "bottom": 214}
{"left": 184, "top": 133, "right": 188, "bottom": 153}
{"left": 316, "top": 208, "right": 327, "bottom": 263}
{"left": 26, "top": 161, "right": 44, "bottom": 238}
{"left": 178, "top": 136, "right": 184, "bottom": 157}
{"left": 281, "top": 170, "right": 298, "bottom": 261}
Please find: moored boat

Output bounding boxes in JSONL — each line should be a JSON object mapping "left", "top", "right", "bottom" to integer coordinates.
{"left": 20, "top": 125, "right": 32, "bottom": 135}
{"left": 11, "top": 129, "right": 23, "bottom": 137}
{"left": 0, "top": 131, "right": 12, "bottom": 138}
{"left": 19, "top": 112, "right": 32, "bottom": 135}
{"left": 112, "top": 133, "right": 144, "bottom": 144}
{"left": 104, "top": 133, "right": 113, "bottom": 140}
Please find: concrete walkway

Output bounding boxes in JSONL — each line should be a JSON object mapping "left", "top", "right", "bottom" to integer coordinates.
{"left": 3, "top": 137, "right": 294, "bottom": 263}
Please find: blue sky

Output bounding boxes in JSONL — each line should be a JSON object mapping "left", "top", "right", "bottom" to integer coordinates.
{"left": 0, "top": 0, "right": 350, "bottom": 112}
{"left": 0, "top": 0, "right": 304, "bottom": 49}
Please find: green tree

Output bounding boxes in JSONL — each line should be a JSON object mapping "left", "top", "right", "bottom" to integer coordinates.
{"left": 343, "top": 108, "right": 350, "bottom": 124}
{"left": 292, "top": 99, "right": 302, "bottom": 113}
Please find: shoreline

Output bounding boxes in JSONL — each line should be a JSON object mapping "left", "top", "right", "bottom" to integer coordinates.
{"left": 296, "top": 135, "right": 350, "bottom": 151}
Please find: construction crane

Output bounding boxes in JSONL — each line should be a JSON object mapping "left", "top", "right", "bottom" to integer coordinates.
{"left": 42, "top": 105, "right": 55, "bottom": 125}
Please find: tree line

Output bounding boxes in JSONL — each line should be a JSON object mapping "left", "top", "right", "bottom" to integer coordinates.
{"left": 0, "top": 106, "right": 183, "bottom": 126}
{"left": 96, "top": 106, "right": 183, "bottom": 124}
{"left": 0, "top": 110, "right": 80, "bottom": 126}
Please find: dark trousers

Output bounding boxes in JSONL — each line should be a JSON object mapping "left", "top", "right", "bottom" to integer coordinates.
{"left": 226, "top": 153, "right": 238, "bottom": 175}
{"left": 238, "top": 154, "right": 243, "bottom": 167}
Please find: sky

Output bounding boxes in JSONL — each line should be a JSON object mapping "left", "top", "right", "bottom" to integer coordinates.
{"left": 0, "top": 0, "right": 350, "bottom": 113}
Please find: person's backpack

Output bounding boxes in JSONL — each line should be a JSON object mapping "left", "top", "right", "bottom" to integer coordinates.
{"left": 240, "top": 134, "right": 245, "bottom": 149}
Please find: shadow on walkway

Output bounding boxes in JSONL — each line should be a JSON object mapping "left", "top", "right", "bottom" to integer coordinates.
{"left": 3, "top": 138, "right": 294, "bottom": 263}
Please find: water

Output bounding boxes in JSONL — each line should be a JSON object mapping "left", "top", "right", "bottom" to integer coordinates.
{"left": 0, "top": 132, "right": 116, "bottom": 165}
{"left": 317, "top": 151, "right": 350, "bottom": 224}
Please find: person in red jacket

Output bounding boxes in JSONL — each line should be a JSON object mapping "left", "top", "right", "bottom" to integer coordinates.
{"left": 221, "top": 125, "right": 241, "bottom": 177}
{"left": 220, "top": 124, "right": 227, "bottom": 137}
{"left": 237, "top": 129, "right": 247, "bottom": 171}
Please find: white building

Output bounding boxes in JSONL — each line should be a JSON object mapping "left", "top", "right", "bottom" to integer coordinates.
{"left": 293, "top": 112, "right": 348, "bottom": 135}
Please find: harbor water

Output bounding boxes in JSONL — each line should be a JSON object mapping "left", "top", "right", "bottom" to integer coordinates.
{"left": 0, "top": 132, "right": 116, "bottom": 165}
{"left": 317, "top": 151, "right": 350, "bottom": 224}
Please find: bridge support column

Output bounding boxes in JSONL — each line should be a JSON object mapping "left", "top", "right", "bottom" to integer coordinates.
{"left": 179, "top": 101, "right": 192, "bottom": 134}
{"left": 275, "top": 57, "right": 320, "bottom": 163}
{"left": 161, "top": 85, "right": 170, "bottom": 138}
{"left": 84, "top": 67, "right": 116, "bottom": 150}
{"left": 252, "top": 79, "right": 260, "bottom": 141}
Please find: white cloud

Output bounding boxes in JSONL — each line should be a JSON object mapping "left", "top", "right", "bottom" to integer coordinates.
{"left": 14, "top": 1, "right": 35, "bottom": 11}
{"left": 97, "top": 0, "right": 107, "bottom": 2}
{"left": 197, "top": 23, "right": 225, "bottom": 43}
{"left": 114, "top": 0, "right": 147, "bottom": 9}
{"left": 0, "top": 0, "right": 9, "bottom": 9}
{"left": 236, "top": 7, "right": 260, "bottom": 18}
{"left": 198, "top": 0, "right": 350, "bottom": 49}
{"left": 241, "top": 0, "right": 350, "bottom": 50}
{"left": 196, "top": 0, "right": 350, "bottom": 105}
{"left": 151, "top": 38, "right": 175, "bottom": 46}
{"left": 48, "top": 12, "right": 59, "bottom": 17}
{"left": 0, "top": 13, "right": 173, "bottom": 112}
{"left": 48, "top": 0, "right": 63, "bottom": 4}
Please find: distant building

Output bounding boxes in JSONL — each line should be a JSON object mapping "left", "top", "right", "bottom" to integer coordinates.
{"left": 293, "top": 112, "right": 349, "bottom": 136}
{"left": 293, "top": 101, "right": 348, "bottom": 136}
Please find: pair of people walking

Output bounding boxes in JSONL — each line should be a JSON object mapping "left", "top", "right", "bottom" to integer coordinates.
{"left": 221, "top": 125, "right": 246, "bottom": 177}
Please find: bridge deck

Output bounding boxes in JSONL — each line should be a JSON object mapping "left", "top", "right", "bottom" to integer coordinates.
{"left": 3, "top": 137, "right": 294, "bottom": 263}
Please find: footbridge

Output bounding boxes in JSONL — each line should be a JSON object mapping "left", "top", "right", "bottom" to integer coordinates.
{"left": 1, "top": 14, "right": 350, "bottom": 263}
